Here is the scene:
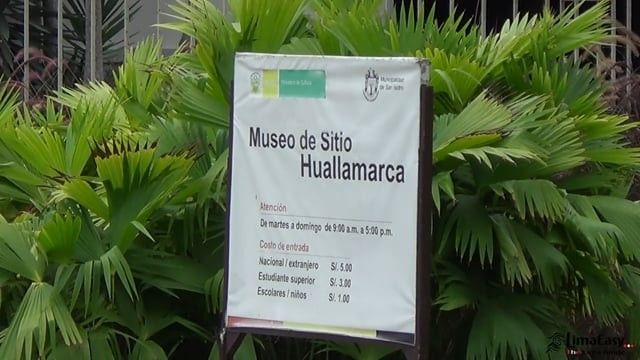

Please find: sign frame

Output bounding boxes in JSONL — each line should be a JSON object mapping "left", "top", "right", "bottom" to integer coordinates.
{"left": 220, "top": 55, "right": 434, "bottom": 360}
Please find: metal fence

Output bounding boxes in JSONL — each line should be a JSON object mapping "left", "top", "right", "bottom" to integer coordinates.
{"left": 16, "top": 0, "right": 637, "bottom": 100}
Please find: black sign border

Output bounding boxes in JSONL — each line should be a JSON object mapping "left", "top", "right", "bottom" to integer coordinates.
{"left": 221, "top": 60, "right": 434, "bottom": 360}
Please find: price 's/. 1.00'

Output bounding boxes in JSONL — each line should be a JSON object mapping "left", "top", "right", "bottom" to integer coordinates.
{"left": 328, "top": 293, "right": 351, "bottom": 304}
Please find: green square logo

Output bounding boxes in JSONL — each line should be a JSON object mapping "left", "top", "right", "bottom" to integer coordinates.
{"left": 279, "top": 70, "right": 326, "bottom": 99}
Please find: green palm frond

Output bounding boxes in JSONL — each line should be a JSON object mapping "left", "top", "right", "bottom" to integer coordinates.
{"left": 163, "top": 0, "right": 307, "bottom": 104}
{"left": 162, "top": 0, "right": 236, "bottom": 96}
{"left": 15, "top": 99, "right": 66, "bottom": 128}
{"left": 53, "top": 179, "right": 110, "bottom": 220}
{"left": 423, "top": 7, "right": 479, "bottom": 57}
{"left": 209, "top": 335, "right": 258, "bottom": 360}
{"left": 170, "top": 144, "right": 227, "bottom": 205}
{"left": 503, "top": 58, "right": 604, "bottom": 116}
{"left": 317, "top": 342, "right": 396, "bottom": 360}
{"left": 447, "top": 146, "right": 540, "bottom": 170}
{"left": 492, "top": 215, "right": 533, "bottom": 287}
{"left": 0, "top": 80, "right": 18, "bottom": 125}
{"left": 94, "top": 143, "right": 192, "bottom": 250}
{"left": 491, "top": 180, "right": 567, "bottom": 222}
{"left": 280, "top": 37, "right": 325, "bottom": 55}
{"left": 502, "top": 95, "right": 555, "bottom": 132}
{"left": 55, "top": 82, "right": 128, "bottom": 126}
{"left": 65, "top": 100, "right": 119, "bottom": 176}
{"left": 440, "top": 195, "right": 494, "bottom": 266}
{"left": 567, "top": 251, "right": 633, "bottom": 325}
{"left": 434, "top": 117, "right": 495, "bottom": 159}
{"left": 115, "top": 38, "right": 170, "bottom": 127}
{"left": 434, "top": 94, "right": 512, "bottom": 151}
{"left": 130, "top": 340, "right": 167, "bottom": 360}
{"left": 523, "top": 116, "right": 586, "bottom": 176}
{"left": 557, "top": 167, "right": 627, "bottom": 193}
{"left": 565, "top": 194, "right": 622, "bottom": 260}
{"left": 466, "top": 295, "right": 563, "bottom": 360}
{"left": 147, "top": 118, "right": 212, "bottom": 157}
{"left": 68, "top": 245, "right": 139, "bottom": 313}
{"left": 588, "top": 196, "right": 640, "bottom": 261}
{"left": 205, "top": 269, "right": 224, "bottom": 313}
{"left": 576, "top": 113, "right": 638, "bottom": 144}
{"left": 621, "top": 265, "right": 640, "bottom": 299}
{"left": 435, "top": 261, "right": 484, "bottom": 311}
{"left": 314, "top": 0, "right": 388, "bottom": 56}
{"left": 0, "top": 161, "right": 47, "bottom": 207}
{"left": 47, "top": 330, "right": 91, "bottom": 359}
{"left": 37, "top": 213, "right": 82, "bottom": 265}
{"left": 543, "top": 0, "right": 608, "bottom": 59}
{"left": 478, "top": 13, "right": 539, "bottom": 73}
{"left": 0, "top": 125, "right": 65, "bottom": 177}
{"left": 49, "top": 327, "right": 123, "bottom": 359}
{"left": 0, "top": 223, "right": 45, "bottom": 282}
{"left": 169, "top": 78, "right": 229, "bottom": 129}
{"left": 0, "top": 283, "right": 82, "bottom": 359}
{"left": 229, "top": 0, "right": 309, "bottom": 53}
{"left": 106, "top": 293, "right": 211, "bottom": 355}
{"left": 388, "top": 2, "right": 427, "bottom": 54}
{"left": 565, "top": 211, "right": 620, "bottom": 261}
{"left": 105, "top": 246, "right": 137, "bottom": 299}
{"left": 422, "top": 49, "right": 485, "bottom": 112}
{"left": 126, "top": 248, "right": 211, "bottom": 296}
{"left": 432, "top": 171, "right": 455, "bottom": 213}
{"left": 585, "top": 147, "right": 640, "bottom": 166}
{"left": 513, "top": 224, "right": 569, "bottom": 292}
{"left": 161, "top": 0, "right": 235, "bottom": 46}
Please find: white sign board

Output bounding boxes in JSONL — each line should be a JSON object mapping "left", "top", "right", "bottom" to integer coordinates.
{"left": 227, "top": 53, "right": 424, "bottom": 345}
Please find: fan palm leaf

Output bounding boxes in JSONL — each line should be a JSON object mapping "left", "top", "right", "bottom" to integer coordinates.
{"left": 0, "top": 80, "right": 18, "bottom": 125}
{"left": 0, "top": 282, "right": 82, "bottom": 359}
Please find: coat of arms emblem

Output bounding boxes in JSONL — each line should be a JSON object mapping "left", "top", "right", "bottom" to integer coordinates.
{"left": 363, "top": 68, "right": 380, "bottom": 102}
{"left": 250, "top": 72, "right": 261, "bottom": 94}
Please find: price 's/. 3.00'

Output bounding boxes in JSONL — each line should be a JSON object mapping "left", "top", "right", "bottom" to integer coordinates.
{"left": 329, "top": 277, "right": 352, "bottom": 288}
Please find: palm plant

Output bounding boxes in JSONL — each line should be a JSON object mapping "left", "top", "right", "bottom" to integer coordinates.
{"left": 0, "top": 44, "right": 225, "bottom": 358}
{"left": 63, "top": 0, "right": 142, "bottom": 77}
{"left": 158, "top": 1, "right": 640, "bottom": 359}
{"left": 0, "top": 0, "right": 140, "bottom": 88}
{"left": 0, "top": 0, "right": 639, "bottom": 359}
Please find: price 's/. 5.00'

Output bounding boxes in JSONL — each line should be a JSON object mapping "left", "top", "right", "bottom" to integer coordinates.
{"left": 330, "top": 262, "right": 352, "bottom": 272}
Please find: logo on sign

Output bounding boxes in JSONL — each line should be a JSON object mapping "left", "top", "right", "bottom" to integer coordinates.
{"left": 250, "top": 72, "right": 261, "bottom": 94}
{"left": 546, "top": 331, "right": 637, "bottom": 357}
{"left": 363, "top": 68, "right": 380, "bottom": 102}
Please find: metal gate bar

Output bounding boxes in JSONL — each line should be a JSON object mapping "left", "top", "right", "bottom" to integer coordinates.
{"left": 23, "top": 0, "right": 29, "bottom": 101}
{"left": 18, "top": 0, "right": 638, "bottom": 95}
{"left": 626, "top": 0, "right": 632, "bottom": 73}
{"left": 89, "top": 0, "right": 96, "bottom": 81}
{"left": 480, "top": 0, "right": 487, "bottom": 36}
{"left": 124, "top": 0, "right": 130, "bottom": 57}
{"left": 57, "top": 0, "right": 63, "bottom": 91}
{"left": 612, "top": 0, "right": 617, "bottom": 79}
